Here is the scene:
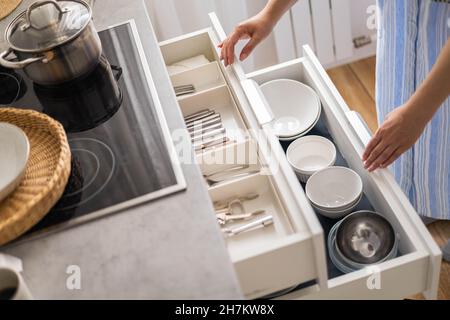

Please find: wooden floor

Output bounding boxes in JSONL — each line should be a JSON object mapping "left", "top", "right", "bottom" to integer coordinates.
{"left": 327, "top": 57, "right": 450, "bottom": 300}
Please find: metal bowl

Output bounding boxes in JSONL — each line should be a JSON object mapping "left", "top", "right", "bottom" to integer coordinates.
{"left": 336, "top": 211, "right": 396, "bottom": 265}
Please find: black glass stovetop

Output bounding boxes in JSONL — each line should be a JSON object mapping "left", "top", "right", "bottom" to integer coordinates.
{"left": 0, "top": 22, "right": 183, "bottom": 236}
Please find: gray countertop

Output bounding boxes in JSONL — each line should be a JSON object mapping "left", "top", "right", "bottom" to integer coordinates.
{"left": 0, "top": 0, "right": 242, "bottom": 299}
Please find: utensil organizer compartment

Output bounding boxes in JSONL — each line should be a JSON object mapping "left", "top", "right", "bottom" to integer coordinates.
{"left": 170, "top": 62, "right": 226, "bottom": 100}
{"left": 179, "top": 85, "right": 248, "bottom": 147}
{"left": 158, "top": 14, "right": 441, "bottom": 299}
{"left": 209, "top": 173, "right": 295, "bottom": 251}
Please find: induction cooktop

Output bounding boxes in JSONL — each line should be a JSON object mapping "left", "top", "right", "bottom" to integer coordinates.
{"left": 0, "top": 20, "right": 186, "bottom": 242}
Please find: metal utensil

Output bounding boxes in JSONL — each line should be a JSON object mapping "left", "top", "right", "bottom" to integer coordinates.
{"left": 186, "top": 113, "right": 221, "bottom": 127}
{"left": 217, "top": 209, "right": 266, "bottom": 225}
{"left": 190, "top": 122, "right": 223, "bottom": 137}
{"left": 184, "top": 109, "right": 211, "bottom": 122}
{"left": 335, "top": 211, "right": 396, "bottom": 265}
{"left": 188, "top": 117, "right": 222, "bottom": 132}
{"left": 175, "top": 84, "right": 195, "bottom": 96}
{"left": 185, "top": 110, "right": 215, "bottom": 124}
{"left": 191, "top": 127, "right": 226, "bottom": 143}
{"left": 194, "top": 136, "right": 229, "bottom": 152}
{"left": 222, "top": 215, "right": 274, "bottom": 237}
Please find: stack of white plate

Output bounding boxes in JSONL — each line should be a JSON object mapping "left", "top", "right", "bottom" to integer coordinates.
{"left": 306, "top": 166, "right": 363, "bottom": 219}
{"left": 260, "top": 79, "right": 321, "bottom": 141}
{"left": 287, "top": 136, "right": 336, "bottom": 183}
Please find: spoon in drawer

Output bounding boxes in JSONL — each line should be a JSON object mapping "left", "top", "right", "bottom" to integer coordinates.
{"left": 184, "top": 110, "right": 219, "bottom": 125}
{"left": 191, "top": 127, "right": 226, "bottom": 143}
{"left": 217, "top": 209, "right": 266, "bottom": 225}
{"left": 222, "top": 215, "right": 274, "bottom": 237}
{"left": 188, "top": 116, "right": 222, "bottom": 132}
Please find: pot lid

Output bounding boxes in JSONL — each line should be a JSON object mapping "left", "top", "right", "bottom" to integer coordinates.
{"left": 6, "top": 0, "right": 92, "bottom": 52}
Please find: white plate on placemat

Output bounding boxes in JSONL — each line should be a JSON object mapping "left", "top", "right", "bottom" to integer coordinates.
{"left": 0, "top": 122, "right": 29, "bottom": 203}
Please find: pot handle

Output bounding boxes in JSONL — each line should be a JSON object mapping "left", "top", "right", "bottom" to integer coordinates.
{"left": 0, "top": 48, "right": 48, "bottom": 69}
{"left": 111, "top": 65, "right": 123, "bottom": 81}
{"left": 21, "top": 0, "right": 69, "bottom": 31}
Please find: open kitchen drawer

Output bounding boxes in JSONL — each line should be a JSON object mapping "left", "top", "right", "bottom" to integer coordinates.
{"left": 157, "top": 13, "right": 441, "bottom": 299}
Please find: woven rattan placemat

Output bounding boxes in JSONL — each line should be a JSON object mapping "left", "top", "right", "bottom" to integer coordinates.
{"left": 0, "top": 0, "right": 22, "bottom": 21}
{"left": 0, "top": 107, "right": 71, "bottom": 245}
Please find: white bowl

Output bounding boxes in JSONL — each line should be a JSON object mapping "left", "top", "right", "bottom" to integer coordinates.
{"left": 313, "top": 205, "right": 355, "bottom": 219}
{"left": 311, "top": 193, "right": 362, "bottom": 219}
{"left": 260, "top": 79, "right": 321, "bottom": 139}
{"left": 313, "top": 192, "right": 362, "bottom": 211}
{"left": 306, "top": 166, "right": 363, "bottom": 210}
{"left": 0, "top": 122, "right": 30, "bottom": 203}
{"left": 287, "top": 136, "right": 336, "bottom": 177}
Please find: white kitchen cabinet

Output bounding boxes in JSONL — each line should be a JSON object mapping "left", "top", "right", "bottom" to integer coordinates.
{"left": 157, "top": 13, "right": 441, "bottom": 300}
{"left": 148, "top": 0, "right": 376, "bottom": 71}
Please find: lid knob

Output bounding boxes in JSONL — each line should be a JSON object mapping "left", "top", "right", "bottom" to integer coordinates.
{"left": 21, "top": 0, "right": 70, "bottom": 31}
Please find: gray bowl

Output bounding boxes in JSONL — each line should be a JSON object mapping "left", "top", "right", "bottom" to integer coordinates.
{"left": 336, "top": 211, "right": 396, "bottom": 265}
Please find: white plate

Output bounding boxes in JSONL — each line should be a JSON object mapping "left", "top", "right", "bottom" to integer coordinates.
{"left": 260, "top": 79, "right": 321, "bottom": 139}
{"left": 0, "top": 123, "right": 30, "bottom": 203}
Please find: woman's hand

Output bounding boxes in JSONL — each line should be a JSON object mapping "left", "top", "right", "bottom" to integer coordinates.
{"left": 362, "top": 104, "right": 427, "bottom": 172}
{"left": 364, "top": 39, "right": 450, "bottom": 172}
{"left": 218, "top": 13, "right": 275, "bottom": 66}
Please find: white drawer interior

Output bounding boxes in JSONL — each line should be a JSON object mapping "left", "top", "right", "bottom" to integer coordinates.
{"left": 170, "top": 62, "right": 226, "bottom": 100}
{"left": 197, "top": 139, "right": 259, "bottom": 177}
{"left": 209, "top": 173, "right": 294, "bottom": 254}
{"left": 159, "top": 30, "right": 217, "bottom": 67}
{"left": 179, "top": 86, "right": 248, "bottom": 147}
{"left": 245, "top": 57, "right": 435, "bottom": 298}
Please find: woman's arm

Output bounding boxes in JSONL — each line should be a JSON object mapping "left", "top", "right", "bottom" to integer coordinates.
{"left": 219, "top": 0, "right": 298, "bottom": 66}
{"left": 363, "top": 39, "right": 450, "bottom": 172}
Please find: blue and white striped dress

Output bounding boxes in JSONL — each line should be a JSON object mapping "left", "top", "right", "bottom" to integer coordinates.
{"left": 376, "top": 0, "right": 450, "bottom": 219}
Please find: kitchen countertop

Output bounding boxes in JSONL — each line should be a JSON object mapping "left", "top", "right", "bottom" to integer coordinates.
{"left": 0, "top": 0, "right": 242, "bottom": 299}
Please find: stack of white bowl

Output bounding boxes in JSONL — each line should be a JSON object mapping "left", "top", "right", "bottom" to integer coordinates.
{"left": 327, "top": 211, "right": 399, "bottom": 273}
{"left": 260, "top": 79, "right": 321, "bottom": 141}
{"left": 287, "top": 136, "right": 337, "bottom": 183}
{"left": 306, "top": 166, "right": 363, "bottom": 219}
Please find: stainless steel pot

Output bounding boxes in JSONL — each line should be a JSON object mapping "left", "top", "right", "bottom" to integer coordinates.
{"left": 0, "top": 0, "right": 102, "bottom": 85}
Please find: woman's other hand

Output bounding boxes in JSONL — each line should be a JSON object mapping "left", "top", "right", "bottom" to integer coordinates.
{"left": 362, "top": 104, "right": 427, "bottom": 172}
{"left": 218, "top": 13, "right": 275, "bottom": 66}
{"left": 364, "top": 39, "right": 450, "bottom": 172}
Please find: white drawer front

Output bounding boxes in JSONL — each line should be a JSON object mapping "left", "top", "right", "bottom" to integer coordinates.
{"left": 240, "top": 47, "right": 441, "bottom": 299}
